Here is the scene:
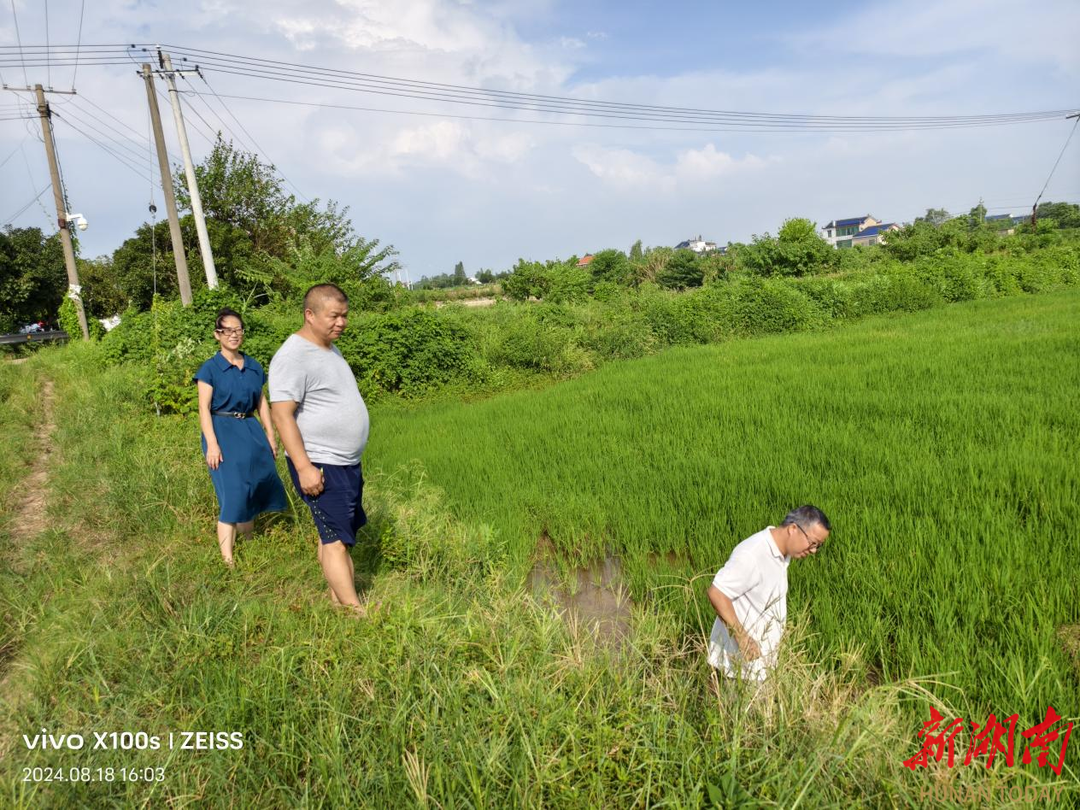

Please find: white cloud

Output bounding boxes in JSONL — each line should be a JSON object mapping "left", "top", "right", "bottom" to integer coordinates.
{"left": 573, "top": 143, "right": 769, "bottom": 192}
{"left": 572, "top": 144, "right": 674, "bottom": 192}
{"left": 794, "top": 0, "right": 1080, "bottom": 80}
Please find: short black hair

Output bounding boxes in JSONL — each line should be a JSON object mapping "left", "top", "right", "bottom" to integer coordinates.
{"left": 781, "top": 505, "right": 831, "bottom": 533}
{"left": 303, "top": 283, "right": 349, "bottom": 313}
{"left": 214, "top": 307, "right": 243, "bottom": 331}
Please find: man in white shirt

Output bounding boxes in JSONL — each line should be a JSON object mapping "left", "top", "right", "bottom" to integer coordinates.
{"left": 706, "top": 505, "right": 831, "bottom": 681}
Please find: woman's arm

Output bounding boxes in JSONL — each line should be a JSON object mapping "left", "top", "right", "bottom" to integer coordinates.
{"left": 257, "top": 391, "right": 277, "bottom": 459}
{"left": 197, "top": 381, "right": 223, "bottom": 469}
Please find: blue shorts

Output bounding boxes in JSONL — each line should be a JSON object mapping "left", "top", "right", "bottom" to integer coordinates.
{"left": 287, "top": 458, "right": 367, "bottom": 547}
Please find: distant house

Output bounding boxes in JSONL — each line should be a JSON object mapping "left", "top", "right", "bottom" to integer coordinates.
{"left": 674, "top": 235, "right": 717, "bottom": 253}
{"left": 576, "top": 254, "right": 594, "bottom": 268}
{"left": 822, "top": 215, "right": 880, "bottom": 248}
{"left": 850, "top": 222, "right": 900, "bottom": 247}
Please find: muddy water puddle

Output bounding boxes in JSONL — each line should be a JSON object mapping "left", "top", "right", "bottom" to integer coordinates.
{"left": 528, "top": 535, "right": 632, "bottom": 646}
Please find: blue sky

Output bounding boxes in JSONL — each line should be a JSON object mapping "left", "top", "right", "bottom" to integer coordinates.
{"left": 2, "top": 0, "right": 1078, "bottom": 284}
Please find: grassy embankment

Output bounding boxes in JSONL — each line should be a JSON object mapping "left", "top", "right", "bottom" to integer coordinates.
{"left": 1, "top": 291, "right": 1077, "bottom": 806}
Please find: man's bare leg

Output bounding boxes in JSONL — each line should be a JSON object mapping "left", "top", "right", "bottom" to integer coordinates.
{"left": 216, "top": 521, "right": 237, "bottom": 566}
{"left": 320, "top": 540, "right": 361, "bottom": 607}
{"left": 317, "top": 542, "right": 341, "bottom": 604}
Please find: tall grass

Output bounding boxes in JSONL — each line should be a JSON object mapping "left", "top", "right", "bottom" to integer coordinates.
{"left": 0, "top": 296, "right": 1077, "bottom": 806}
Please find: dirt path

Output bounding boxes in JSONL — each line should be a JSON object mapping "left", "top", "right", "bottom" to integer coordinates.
{"left": 10, "top": 378, "right": 55, "bottom": 541}
{"left": 0, "top": 375, "right": 54, "bottom": 757}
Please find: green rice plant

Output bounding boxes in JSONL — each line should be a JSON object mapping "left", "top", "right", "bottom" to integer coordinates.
{"left": 367, "top": 290, "right": 1080, "bottom": 727}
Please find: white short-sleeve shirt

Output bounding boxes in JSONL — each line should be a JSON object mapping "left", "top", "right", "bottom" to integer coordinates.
{"left": 708, "top": 526, "right": 790, "bottom": 681}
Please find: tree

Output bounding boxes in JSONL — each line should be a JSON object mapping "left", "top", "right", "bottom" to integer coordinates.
{"left": 173, "top": 136, "right": 378, "bottom": 296}
{"left": 453, "top": 261, "right": 467, "bottom": 284}
{"left": 968, "top": 201, "right": 988, "bottom": 230}
{"left": 657, "top": 249, "right": 704, "bottom": 289}
{"left": 77, "top": 255, "right": 129, "bottom": 318}
{"left": 915, "top": 208, "right": 951, "bottom": 227}
{"left": 737, "top": 218, "right": 834, "bottom": 277}
{"left": 1036, "top": 201, "right": 1080, "bottom": 229}
{"left": 588, "top": 249, "right": 632, "bottom": 286}
{"left": 0, "top": 226, "right": 67, "bottom": 332}
{"left": 629, "top": 239, "right": 643, "bottom": 262}
{"left": 107, "top": 219, "right": 192, "bottom": 311}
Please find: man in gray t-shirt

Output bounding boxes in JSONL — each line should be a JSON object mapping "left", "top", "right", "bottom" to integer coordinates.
{"left": 269, "top": 283, "right": 372, "bottom": 613}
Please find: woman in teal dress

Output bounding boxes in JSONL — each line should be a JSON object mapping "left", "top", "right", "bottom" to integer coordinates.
{"left": 194, "top": 308, "right": 287, "bottom": 565}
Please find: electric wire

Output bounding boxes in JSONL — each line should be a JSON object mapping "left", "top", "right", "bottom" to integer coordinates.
{"left": 52, "top": 110, "right": 153, "bottom": 183}
{"left": 8, "top": 0, "right": 29, "bottom": 86}
{"left": 2, "top": 182, "right": 51, "bottom": 223}
{"left": 1033, "top": 116, "right": 1079, "bottom": 213}
{"left": 72, "top": 93, "right": 147, "bottom": 148}
{"left": 158, "top": 44, "right": 1077, "bottom": 129}
{"left": 156, "top": 85, "right": 215, "bottom": 146}
{"left": 189, "top": 70, "right": 308, "bottom": 200}
{"left": 71, "top": 0, "right": 85, "bottom": 91}
{"left": 3, "top": 45, "right": 1075, "bottom": 132}
{"left": 170, "top": 76, "right": 223, "bottom": 143}
{"left": 170, "top": 59, "right": 1072, "bottom": 132}
{"left": 0, "top": 135, "right": 28, "bottom": 168}
{"left": 19, "top": 143, "right": 54, "bottom": 227}
{"left": 44, "top": 0, "right": 50, "bottom": 88}
{"left": 59, "top": 105, "right": 150, "bottom": 166}
{"left": 178, "top": 72, "right": 250, "bottom": 151}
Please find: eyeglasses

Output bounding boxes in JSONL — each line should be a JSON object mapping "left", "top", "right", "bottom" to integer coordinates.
{"left": 794, "top": 523, "right": 823, "bottom": 551}
{"left": 215, "top": 327, "right": 244, "bottom": 336}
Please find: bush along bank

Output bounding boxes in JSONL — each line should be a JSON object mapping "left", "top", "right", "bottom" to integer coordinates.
{"left": 99, "top": 243, "right": 1079, "bottom": 414}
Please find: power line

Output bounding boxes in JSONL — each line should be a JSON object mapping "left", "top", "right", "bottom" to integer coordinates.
{"left": 57, "top": 103, "right": 148, "bottom": 164}
{"left": 0, "top": 135, "right": 28, "bottom": 168}
{"left": 8, "top": 0, "right": 29, "bottom": 86}
{"left": 190, "top": 69, "right": 308, "bottom": 201}
{"left": 155, "top": 85, "right": 215, "bottom": 146}
{"left": 156, "top": 44, "right": 1079, "bottom": 130}
{"left": 179, "top": 72, "right": 249, "bottom": 151}
{"left": 52, "top": 110, "right": 153, "bottom": 183}
{"left": 73, "top": 93, "right": 147, "bottom": 146}
{"left": 170, "top": 75, "right": 222, "bottom": 143}
{"left": 1033, "top": 116, "right": 1079, "bottom": 211}
{"left": 44, "top": 0, "right": 50, "bottom": 88}
{"left": 19, "top": 143, "right": 53, "bottom": 227}
{"left": 171, "top": 59, "right": 1075, "bottom": 131}
{"left": 4, "top": 44, "right": 1076, "bottom": 132}
{"left": 2, "top": 182, "right": 51, "bottom": 223}
{"left": 71, "top": 0, "right": 86, "bottom": 91}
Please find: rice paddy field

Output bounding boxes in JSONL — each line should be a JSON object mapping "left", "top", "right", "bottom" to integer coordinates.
{"left": 368, "top": 289, "right": 1080, "bottom": 714}
{"left": 1, "top": 289, "right": 1078, "bottom": 807}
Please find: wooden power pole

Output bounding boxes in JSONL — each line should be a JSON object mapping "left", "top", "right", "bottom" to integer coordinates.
{"left": 142, "top": 63, "right": 193, "bottom": 306}
{"left": 34, "top": 84, "right": 90, "bottom": 341}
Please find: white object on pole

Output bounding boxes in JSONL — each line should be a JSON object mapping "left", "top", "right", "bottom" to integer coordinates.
{"left": 161, "top": 51, "right": 218, "bottom": 289}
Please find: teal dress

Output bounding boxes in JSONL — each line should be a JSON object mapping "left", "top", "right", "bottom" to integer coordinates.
{"left": 193, "top": 353, "right": 288, "bottom": 523}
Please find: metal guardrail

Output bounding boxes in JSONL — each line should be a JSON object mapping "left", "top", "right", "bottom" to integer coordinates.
{"left": 0, "top": 330, "right": 69, "bottom": 345}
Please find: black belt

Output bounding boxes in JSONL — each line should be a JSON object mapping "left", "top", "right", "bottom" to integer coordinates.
{"left": 212, "top": 410, "right": 256, "bottom": 419}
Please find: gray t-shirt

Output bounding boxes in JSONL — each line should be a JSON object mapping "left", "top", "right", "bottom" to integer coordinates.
{"left": 268, "top": 334, "right": 370, "bottom": 466}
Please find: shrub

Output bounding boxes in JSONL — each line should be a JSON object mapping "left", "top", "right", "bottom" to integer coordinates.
{"left": 730, "top": 277, "right": 826, "bottom": 335}
{"left": 337, "top": 308, "right": 484, "bottom": 398}
{"left": 58, "top": 296, "right": 106, "bottom": 340}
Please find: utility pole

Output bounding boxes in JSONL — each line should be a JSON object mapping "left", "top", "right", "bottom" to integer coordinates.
{"left": 34, "top": 84, "right": 90, "bottom": 340}
{"left": 142, "top": 64, "right": 192, "bottom": 306}
{"left": 158, "top": 49, "right": 217, "bottom": 289}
